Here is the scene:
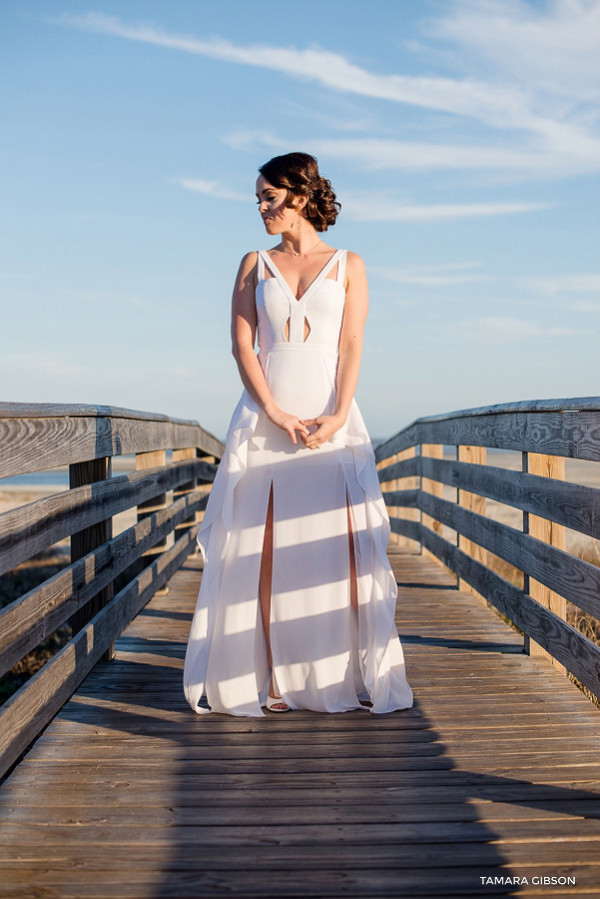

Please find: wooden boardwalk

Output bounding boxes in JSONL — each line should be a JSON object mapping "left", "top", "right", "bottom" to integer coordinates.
{"left": 1, "top": 548, "right": 600, "bottom": 898}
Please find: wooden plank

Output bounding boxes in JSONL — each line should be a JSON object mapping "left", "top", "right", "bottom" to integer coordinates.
{"left": 420, "top": 443, "right": 446, "bottom": 567}
{"left": 0, "top": 458, "right": 215, "bottom": 576}
{"left": 0, "top": 842, "right": 599, "bottom": 871}
{"left": 135, "top": 451, "right": 168, "bottom": 579}
{"left": 69, "top": 457, "right": 114, "bottom": 661}
{"left": 380, "top": 489, "right": 419, "bottom": 508}
{"left": 375, "top": 455, "right": 420, "bottom": 484}
{"left": 417, "top": 409, "right": 600, "bottom": 459}
{"left": 420, "top": 455, "right": 600, "bottom": 539}
{"left": 373, "top": 422, "right": 419, "bottom": 462}
{"left": 172, "top": 447, "right": 200, "bottom": 540}
{"left": 0, "top": 401, "right": 197, "bottom": 422}
{"left": 389, "top": 517, "right": 422, "bottom": 544}
{"left": 383, "top": 448, "right": 420, "bottom": 550}
{"left": 524, "top": 452, "right": 567, "bottom": 672}
{"left": 0, "top": 408, "right": 224, "bottom": 478}
{"left": 0, "top": 866, "right": 595, "bottom": 899}
{"left": 457, "top": 445, "right": 487, "bottom": 595}
{"left": 377, "top": 406, "right": 600, "bottom": 463}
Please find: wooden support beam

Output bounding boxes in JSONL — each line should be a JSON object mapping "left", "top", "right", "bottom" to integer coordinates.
{"left": 457, "top": 445, "right": 488, "bottom": 596}
{"left": 522, "top": 452, "right": 567, "bottom": 672}
{"left": 388, "top": 448, "right": 419, "bottom": 551}
{"left": 172, "top": 448, "right": 199, "bottom": 547}
{"left": 69, "top": 458, "right": 114, "bottom": 662}
{"left": 420, "top": 444, "right": 444, "bottom": 566}
{"left": 135, "top": 450, "right": 168, "bottom": 592}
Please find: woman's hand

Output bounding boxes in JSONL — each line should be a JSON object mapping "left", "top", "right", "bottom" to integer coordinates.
{"left": 301, "top": 414, "right": 344, "bottom": 450}
{"left": 266, "top": 406, "right": 310, "bottom": 445}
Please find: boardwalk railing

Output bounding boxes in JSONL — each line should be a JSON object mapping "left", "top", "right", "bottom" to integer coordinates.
{"left": 0, "top": 403, "right": 224, "bottom": 778}
{"left": 375, "top": 397, "right": 600, "bottom": 703}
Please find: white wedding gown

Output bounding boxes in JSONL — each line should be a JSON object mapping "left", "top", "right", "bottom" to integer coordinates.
{"left": 183, "top": 249, "right": 413, "bottom": 716}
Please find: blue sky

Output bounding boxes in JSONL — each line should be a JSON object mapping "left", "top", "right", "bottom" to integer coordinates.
{"left": 2, "top": 0, "right": 599, "bottom": 440}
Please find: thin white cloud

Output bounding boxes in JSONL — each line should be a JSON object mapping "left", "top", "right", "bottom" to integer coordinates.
{"left": 305, "top": 137, "right": 555, "bottom": 172}
{"left": 222, "top": 129, "right": 565, "bottom": 176}
{"left": 372, "top": 262, "right": 486, "bottom": 286}
{"left": 55, "top": 11, "right": 600, "bottom": 174}
{"left": 55, "top": 12, "right": 531, "bottom": 129}
{"left": 530, "top": 274, "right": 600, "bottom": 294}
{"left": 341, "top": 197, "right": 551, "bottom": 223}
{"left": 176, "top": 178, "right": 247, "bottom": 201}
{"left": 431, "top": 0, "right": 600, "bottom": 103}
{"left": 460, "top": 315, "right": 582, "bottom": 342}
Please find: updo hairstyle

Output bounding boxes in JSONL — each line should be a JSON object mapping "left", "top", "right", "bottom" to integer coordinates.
{"left": 258, "top": 152, "right": 340, "bottom": 232}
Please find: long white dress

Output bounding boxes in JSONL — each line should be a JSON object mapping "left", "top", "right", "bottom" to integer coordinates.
{"left": 183, "top": 249, "right": 413, "bottom": 716}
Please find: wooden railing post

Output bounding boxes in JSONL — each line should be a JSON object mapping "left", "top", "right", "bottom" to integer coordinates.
{"left": 420, "top": 444, "right": 444, "bottom": 564}
{"left": 390, "top": 447, "right": 419, "bottom": 551}
{"left": 522, "top": 452, "right": 566, "bottom": 671}
{"left": 384, "top": 452, "right": 400, "bottom": 548}
{"left": 135, "top": 450, "right": 169, "bottom": 591}
{"left": 457, "top": 445, "right": 487, "bottom": 596}
{"left": 69, "top": 457, "right": 114, "bottom": 662}
{"left": 172, "top": 447, "right": 199, "bottom": 546}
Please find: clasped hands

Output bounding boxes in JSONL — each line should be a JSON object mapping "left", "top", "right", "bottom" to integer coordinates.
{"left": 267, "top": 408, "right": 343, "bottom": 450}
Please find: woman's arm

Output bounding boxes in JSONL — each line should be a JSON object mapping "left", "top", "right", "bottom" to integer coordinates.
{"left": 231, "top": 253, "right": 309, "bottom": 445}
{"left": 303, "top": 251, "right": 368, "bottom": 450}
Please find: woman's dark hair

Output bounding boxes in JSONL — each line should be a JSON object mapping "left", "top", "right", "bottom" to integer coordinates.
{"left": 258, "top": 152, "right": 340, "bottom": 232}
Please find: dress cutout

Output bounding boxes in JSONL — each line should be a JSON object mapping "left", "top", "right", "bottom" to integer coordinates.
{"left": 183, "top": 249, "right": 413, "bottom": 716}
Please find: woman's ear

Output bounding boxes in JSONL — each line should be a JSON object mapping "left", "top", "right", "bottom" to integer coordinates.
{"left": 291, "top": 194, "right": 308, "bottom": 213}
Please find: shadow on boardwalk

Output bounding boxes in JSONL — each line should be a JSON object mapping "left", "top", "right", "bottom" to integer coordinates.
{"left": 1, "top": 551, "right": 600, "bottom": 897}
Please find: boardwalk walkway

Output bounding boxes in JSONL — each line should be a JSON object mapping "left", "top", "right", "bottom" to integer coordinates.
{"left": 1, "top": 548, "right": 600, "bottom": 898}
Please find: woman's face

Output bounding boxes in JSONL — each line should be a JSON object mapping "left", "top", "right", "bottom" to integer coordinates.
{"left": 255, "top": 175, "right": 304, "bottom": 234}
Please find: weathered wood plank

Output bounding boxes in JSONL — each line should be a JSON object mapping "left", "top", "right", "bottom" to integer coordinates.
{"left": 419, "top": 455, "right": 600, "bottom": 538}
{"left": 389, "top": 517, "right": 422, "bottom": 543}
{"left": 457, "top": 445, "right": 487, "bottom": 594}
{"left": 376, "top": 406, "right": 600, "bottom": 461}
{"left": 0, "top": 404, "right": 224, "bottom": 477}
{"left": 69, "top": 457, "right": 114, "bottom": 659}
{"left": 523, "top": 452, "right": 567, "bottom": 672}
{"left": 0, "top": 864, "right": 596, "bottom": 899}
{"left": 376, "top": 456, "right": 420, "bottom": 485}
{"left": 374, "top": 422, "right": 420, "bottom": 462}
{"left": 0, "top": 458, "right": 215, "bottom": 576}
{"left": 380, "top": 488, "right": 419, "bottom": 508}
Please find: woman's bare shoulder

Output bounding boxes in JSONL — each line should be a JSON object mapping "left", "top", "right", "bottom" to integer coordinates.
{"left": 345, "top": 250, "right": 365, "bottom": 267}
{"left": 238, "top": 250, "right": 259, "bottom": 271}
{"left": 345, "top": 250, "right": 366, "bottom": 278}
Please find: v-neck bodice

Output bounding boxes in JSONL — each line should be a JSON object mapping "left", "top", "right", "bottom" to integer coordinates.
{"left": 256, "top": 249, "right": 347, "bottom": 349}
{"left": 259, "top": 249, "right": 344, "bottom": 303}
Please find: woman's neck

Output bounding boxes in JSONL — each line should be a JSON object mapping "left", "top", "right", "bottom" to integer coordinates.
{"left": 278, "top": 228, "right": 323, "bottom": 257}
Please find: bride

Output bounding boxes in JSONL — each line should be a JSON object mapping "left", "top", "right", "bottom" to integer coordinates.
{"left": 183, "top": 152, "right": 413, "bottom": 716}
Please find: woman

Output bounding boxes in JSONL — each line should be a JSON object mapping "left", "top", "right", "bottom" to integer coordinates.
{"left": 183, "top": 152, "right": 412, "bottom": 716}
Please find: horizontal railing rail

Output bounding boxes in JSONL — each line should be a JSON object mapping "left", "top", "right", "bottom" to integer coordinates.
{"left": 0, "top": 403, "right": 224, "bottom": 778}
{"left": 375, "top": 397, "right": 600, "bottom": 703}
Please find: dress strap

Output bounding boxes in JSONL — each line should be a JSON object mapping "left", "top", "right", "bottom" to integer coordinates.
{"left": 256, "top": 250, "right": 265, "bottom": 282}
{"left": 336, "top": 250, "right": 347, "bottom": 285}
